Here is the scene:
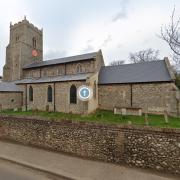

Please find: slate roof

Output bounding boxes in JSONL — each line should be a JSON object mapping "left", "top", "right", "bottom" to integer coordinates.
{"left": 15, "top": 73, "right": 92, "bottom": 84}
{"left": 0, "top": 82, "right": 23, "bottom": 92}
{"left": 23, "top": 52, "right": 97, "bottom": 69}
{"left": 98, "top": 60, "right": 173, "bottom": 84}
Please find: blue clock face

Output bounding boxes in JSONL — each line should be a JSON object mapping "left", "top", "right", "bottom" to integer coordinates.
{"left": 80, "top": 88, "right": 90, "bottom": 98}
{"left": 78, "top": 86, "right": 92, "bottom": 101}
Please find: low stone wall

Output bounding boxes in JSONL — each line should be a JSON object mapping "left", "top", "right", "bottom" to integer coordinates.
{"left": 0, "top": 115, "right": 179, "bottom": 175}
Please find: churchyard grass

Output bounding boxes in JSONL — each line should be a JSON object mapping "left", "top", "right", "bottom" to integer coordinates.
{"left": 0, "top": 109, "right": 180, "bottom": 128}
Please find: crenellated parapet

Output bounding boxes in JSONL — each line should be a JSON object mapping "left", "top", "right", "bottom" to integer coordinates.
{"left": 10, "top": 16, "right": 42, "bottom": 34}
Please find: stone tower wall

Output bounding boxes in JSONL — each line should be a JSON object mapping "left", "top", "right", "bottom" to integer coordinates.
{"left": 3, "top": 18, "right": 43, "bottom": 81}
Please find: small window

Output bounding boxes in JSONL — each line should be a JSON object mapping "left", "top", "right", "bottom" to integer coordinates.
{"left": 76, "top": 64, "right": 83, "bottom": 73}
{"left": 70, "top": 85, "right": 77, "bottom": 104}
{"left": 43, "top": 71, "right": 47, "bottom": 77}
{"left": 58, "top": 68, "right": 63, "bottom": 75}
{"left": 32, "top": 37, "right": 37, "bottom": 48}
{"left": 51, "top": 71, "right": 55, "bottom": 76}
{"left": 29, "top": 86, "right": 33, "bottom": 101}
{"left": 47, "top": 86, "right": 53, "bottom": 102}
{"left": 29, "top": 71, "right": 33, "bottom": 77}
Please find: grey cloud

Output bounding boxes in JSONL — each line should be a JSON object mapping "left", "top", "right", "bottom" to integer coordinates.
{"left": 102, "top": 35, "right": 112, "bottom": 47}
{"left": 112, "top": 11, "right": 127, "bottom": 22}
{"left": 86, "top": 38, "right": 94, "bottom": 44}
{"left": 111, "top": 0, "right": 129, "bottom": 22}
{"left": 117, "top": 44, "right": 123, "bottom": 49}
{"left": 82, "top": 45, "right": 95, "bottom": 53}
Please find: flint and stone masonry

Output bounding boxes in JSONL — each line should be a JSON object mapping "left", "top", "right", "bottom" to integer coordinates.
{"left": 0, "top": 116, "right": 179, "bottom": 175}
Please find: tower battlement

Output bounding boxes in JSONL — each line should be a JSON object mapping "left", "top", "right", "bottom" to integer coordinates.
{"left": 10, "top": 17, "right": 42, "bottom": 34}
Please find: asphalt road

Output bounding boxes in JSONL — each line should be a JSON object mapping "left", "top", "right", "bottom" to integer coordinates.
{"left": 0, "top": 159, "right": 66, "bottom": 180}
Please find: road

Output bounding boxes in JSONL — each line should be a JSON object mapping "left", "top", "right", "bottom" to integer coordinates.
{"left": 0, "top": 159, "right": 66, "bottom": 180}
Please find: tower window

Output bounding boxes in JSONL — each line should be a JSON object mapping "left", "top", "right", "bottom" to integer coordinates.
{"left": 47, "top": 85, "right": 53, "bottom": 102}
{"left": 16, "top": 35, "right": 19, "bottom": 42}
{"left": 32, "top": 37, "right": 37, "bottom": 48}
{"left": 29, "top": 86, "right": 33, "bottom": 102}
{"left": 70, "top": 85, "right": 77, "bottom": 104}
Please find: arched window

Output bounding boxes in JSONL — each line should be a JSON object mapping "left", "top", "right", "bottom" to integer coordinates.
{"left": 15, "top": 35, "right": 19, "bottom": 42}
{"left": 70, "top": 85, "right": 77, "bottom": 104}
{"left": 76, "top": 64, "right": 83, "bottom": 73}
{"left": 47, "top": 86, "right": 53, "bottom": 102}
{"left": 29, "top": 86, "right": 33, "bottom": 101}
{"left": 32, "top": 37, "right": 37, "bottom": 48}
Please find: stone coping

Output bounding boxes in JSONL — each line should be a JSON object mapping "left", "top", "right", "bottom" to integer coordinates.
{"left": 0, "top": 114, "right": 180, "bottom": 134}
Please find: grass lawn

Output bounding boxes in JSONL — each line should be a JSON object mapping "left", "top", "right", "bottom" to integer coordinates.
{"left": 0, "top": 109, "right": 180, "bottom": 128}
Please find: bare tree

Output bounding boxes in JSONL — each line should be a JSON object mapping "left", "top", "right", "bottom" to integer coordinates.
{"left": 161, "top": 7, "right": 180, "bottom": 65}
{"left": 109, "top": 60, "right": 125, "bottom": 66}
{"left": 129, "top": 48, "right": 160, "bottom": 63}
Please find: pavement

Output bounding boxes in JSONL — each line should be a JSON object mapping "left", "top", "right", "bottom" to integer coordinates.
{"left": 0, "top": 159, "right": 65, "bottom": 180}
{"left": 0, "top": 141, "right": 178, "bottom": 180}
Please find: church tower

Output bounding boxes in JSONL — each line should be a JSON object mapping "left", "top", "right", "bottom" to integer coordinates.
{"left": 3, "top": 17, "right": 43, "bottom": 81}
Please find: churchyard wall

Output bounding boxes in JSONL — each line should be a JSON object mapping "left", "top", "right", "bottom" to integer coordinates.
{"left": 0, "top": 116, "right": 179, "bottom": 175}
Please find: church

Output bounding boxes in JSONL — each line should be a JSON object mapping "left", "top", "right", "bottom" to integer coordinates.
{"left": 0, "top": 18, "right": 179, "bottom": 116}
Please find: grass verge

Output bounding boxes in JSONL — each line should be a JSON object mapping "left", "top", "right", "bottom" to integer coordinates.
{"left": 0, "top": 109, "right": 180, "bottom": 128}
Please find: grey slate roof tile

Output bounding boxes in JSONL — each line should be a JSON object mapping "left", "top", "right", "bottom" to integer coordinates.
{"left": 0, "top": 82, "right": 23, "bottom": 92}
{"left": 15, "top": 73, "right": 92, "bottom": 84}
{"left": 23, "top": 52, "right": 97, "bottom": 69}
{"left": 98, "top": 60, "right": 173, "bottom": 84}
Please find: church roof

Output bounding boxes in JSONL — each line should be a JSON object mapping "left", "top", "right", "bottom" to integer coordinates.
{"left": 23, "top": 52, "right": 97, "bottom": 69}
{"left": 98, "top": 60, "right": 174, "bottom": 84}
{"left": 0, "top": 82, "right": 23, "bottom": 92}
{"left": 15, "top": 73, "right": 92, "bottom": 84}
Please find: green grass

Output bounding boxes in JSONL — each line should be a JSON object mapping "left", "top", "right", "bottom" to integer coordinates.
{"left": 0, "top": 109, "right": 180, "bottom": 128}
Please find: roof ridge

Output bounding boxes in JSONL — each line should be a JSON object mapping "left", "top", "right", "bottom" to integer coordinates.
{"left": 105, "top": 60, "right": 165, "bottom": 68}
{"left": 23, "top": 51, "right": 98, "bottom": 69}
{"left": 99, "top": 59, "right": 172, "bottom": 84}
{"left": 43, "top": 51, "right": 98, "bottom": 62}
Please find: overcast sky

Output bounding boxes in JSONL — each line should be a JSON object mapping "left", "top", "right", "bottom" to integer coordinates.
{"left": 0, "top": 0, "right": 180, "bottom": 75}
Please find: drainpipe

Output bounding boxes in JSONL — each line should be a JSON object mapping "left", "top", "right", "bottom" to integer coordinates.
{"left": 64, "top": 64, "right": 66, "bottom": 75}
{"left": 40, "top": 68, "right": 42, "bottom": 78}
{"left": 130, "top": 84, "right": 133, "bottom": 107}
{"left": 53, "top": 82, "right": 56, "bottom": 112}
{"left": 176, "top": 91, "right": 180, "bottom": 117}
{"left": 25, "top": 84, "right": 27, "bottom": 111}
{"left": 177, "top": 100, "right": 179, "bottom": 117}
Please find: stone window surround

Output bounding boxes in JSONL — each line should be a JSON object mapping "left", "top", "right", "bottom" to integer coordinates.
{"left": 70, "top": 85, "right": 77, "bottom": 104}
{"left": 47, "top": 85, "right": 53, "bottom": 103}
{"left": 29, "top": 86, "right": 33, "bottom": 102}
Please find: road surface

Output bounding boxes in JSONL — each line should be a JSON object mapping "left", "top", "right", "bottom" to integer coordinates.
{"left": 0, "top": 159, "right": 66, "bottom": 180}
